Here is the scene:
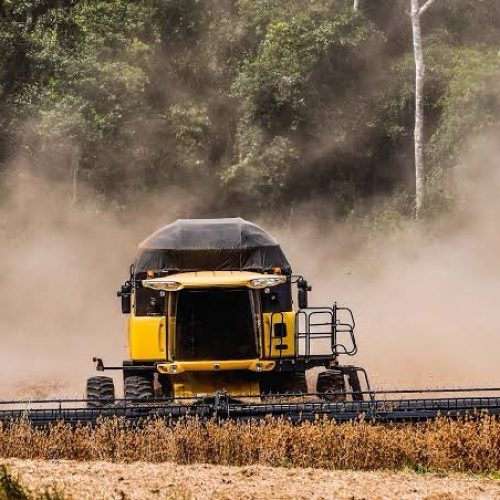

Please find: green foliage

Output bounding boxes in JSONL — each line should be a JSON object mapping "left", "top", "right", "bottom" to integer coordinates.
{"left": 221, "top": 130, "right": 298, "bottom": 207}
{"left": 427, "top": 46, "right": 500, "bottom": 168}
{"left": 233, "top": 4, "right": 376, "bottom": 127}
{"left": 0, "top": 0, "right": 499, "bottom": 216}
{"left": 168, "top": 103, "right": 210, "bottom": 173}
{"left": 25, "top": 2, "right": 155, "bottom": 172}
{"left": 227, "top": 2, "right": 382, "bottom": 207}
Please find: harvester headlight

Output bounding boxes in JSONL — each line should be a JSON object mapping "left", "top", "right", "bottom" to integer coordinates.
{"left": 142, "top": 280, "right": 181, "bottom": 291}
{"left": 248, "top": 276, "right": 286, "bottom": 289}
{"left": 162, "top": 281, "right": 181, "bottom": 290}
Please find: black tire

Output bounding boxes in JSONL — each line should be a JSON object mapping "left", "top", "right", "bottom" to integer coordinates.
{"left": 124, "top": 374, "right": 155, "bottom": 402}
{"left": 261, "top": 371, "right": 307, "bottom": 396}
{"left": 86, "top": 376, "right": 115, "bottom": 408}
{"left": 158, "top": 375, "right": 173, "bottom": 399}
{"left": 281, "top": 371, "right": 308, "bottom": 394}
{"left": 316, "top": 370, "right": 346, "bottom": 401}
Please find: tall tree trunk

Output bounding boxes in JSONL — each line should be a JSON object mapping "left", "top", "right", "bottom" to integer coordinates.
{"left": 71, "top": 147, "right": 80, "bottom": 205}
{"left": 353, "top": 0, "right": 360, "bottom": 11}
{"left": 410, "top": 0, "right": 438, "bottom": 218}
{"left": 411, "top": 0, "right": 425, "bottom": 218}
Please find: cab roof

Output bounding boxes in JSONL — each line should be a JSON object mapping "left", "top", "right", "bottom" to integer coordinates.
{"left": 135, "top": 218, "right": 291, "bottom": 274}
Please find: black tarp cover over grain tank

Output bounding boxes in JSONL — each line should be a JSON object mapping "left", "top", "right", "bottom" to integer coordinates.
{"left": 134, "top": 218, "right": 291, "bottom": 274}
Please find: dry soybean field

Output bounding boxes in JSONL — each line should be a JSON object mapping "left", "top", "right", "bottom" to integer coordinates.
{"left": 1, "top": 417, "right": 500, "bottom": 499}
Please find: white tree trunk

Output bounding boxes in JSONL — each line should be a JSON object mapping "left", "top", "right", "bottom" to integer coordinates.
{"left": 410, "top": 0, "right": 437, "bottom": 218}
{"left": 71, "top": 148, "right": 80, "bottom": 204}
{"left": 353, "top": 0, "right": 360, "bottom": 11}
{"left": 411, "top": 0, "right": 425, "bottom": 218}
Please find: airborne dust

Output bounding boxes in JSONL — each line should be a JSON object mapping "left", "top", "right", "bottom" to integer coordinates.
{"left": 280, "top": 132, "right": 500, "bottom": 388}
{"left": 0, "top": 133, "right": 499, "bottom": 397}
{"left": 0, "top": 163, "right": 206, "bottom": 397}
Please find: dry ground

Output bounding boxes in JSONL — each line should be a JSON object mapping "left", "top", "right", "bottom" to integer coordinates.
{"left": 3, "top": 459, "right": 500, "bottom": 500}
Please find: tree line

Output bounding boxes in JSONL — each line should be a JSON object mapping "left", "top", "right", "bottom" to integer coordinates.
{"left": 0, "top": 0, "right": 499, "bottom": 219}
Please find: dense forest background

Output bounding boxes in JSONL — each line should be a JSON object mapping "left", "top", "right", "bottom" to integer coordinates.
{"left": 0, "top": 0, "right": 499, "bottom": 221}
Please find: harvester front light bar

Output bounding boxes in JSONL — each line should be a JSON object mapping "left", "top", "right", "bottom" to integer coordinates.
{"left": 142, "top": 280, "right": 182, "bottom": 291}
{"left": 248, "top": 276, "right": 287, "bottom": 289}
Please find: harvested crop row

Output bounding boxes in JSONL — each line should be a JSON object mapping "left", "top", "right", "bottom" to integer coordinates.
{"left": 1, "top": 416, "right": 500, "bottom": 472}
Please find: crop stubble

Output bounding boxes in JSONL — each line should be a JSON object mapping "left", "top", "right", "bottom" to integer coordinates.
{"left": 3, "top": 459, "right": 500, "bottom": 500}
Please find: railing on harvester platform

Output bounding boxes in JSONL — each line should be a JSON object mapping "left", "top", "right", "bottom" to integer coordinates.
{"left": 268, "top": 304, "right": 357, "bottom": 365}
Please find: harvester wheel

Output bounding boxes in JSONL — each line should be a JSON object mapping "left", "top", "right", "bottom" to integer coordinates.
{"left": 281, "top": 371, "right": 307, "bottom": 394}
{"left": 316, "top": 370, "right": 346, "bottom": 401}
{"left": 124, "top": 374, "right": 155, "bottom": 402}
{"left": 158, "top": 375, "right": 173, "bottom": 399}
{"left": 86, "top": 376, "right": 115, "bottom": 408}
{"left": 261, "top": 371, "right": 307, "bottom": 396}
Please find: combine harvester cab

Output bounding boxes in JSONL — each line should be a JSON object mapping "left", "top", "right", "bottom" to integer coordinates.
{"left": 89, "top": 217, "right": 369, "bottom": 405}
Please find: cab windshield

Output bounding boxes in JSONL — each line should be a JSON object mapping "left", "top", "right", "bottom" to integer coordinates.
{"left": 175, "top": 288, "right": 258, "bottom": 361}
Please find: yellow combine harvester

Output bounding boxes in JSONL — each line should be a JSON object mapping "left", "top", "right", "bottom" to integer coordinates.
{"left": 87, "top": 218, "right": 369, "bottom": 405}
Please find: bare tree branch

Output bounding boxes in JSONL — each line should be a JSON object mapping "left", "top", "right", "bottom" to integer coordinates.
{"left": 419, "top": 0, "right": 438, "bottom": 16}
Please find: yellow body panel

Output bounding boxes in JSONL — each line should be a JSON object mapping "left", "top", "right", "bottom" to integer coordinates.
{"left": 157, "top": 359, "right": 275, "bottom": 374}
{"left": 262, "top": 311, "right": 296, "bottom": 358}
{"left": 128, "top": 312, "right": 167, "bottom": 360}
{"left": 143, "top": 271, "right": 286, "bottom": 290}
{"left": 170, "top": 373, "right": 260, "bottom": 398}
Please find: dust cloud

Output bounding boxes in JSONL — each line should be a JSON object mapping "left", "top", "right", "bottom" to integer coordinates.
{"left": 279, "top": 132, "right": 500, "bottom": 389}
{"left": 0, "top": 163, "right": 201, "bottom": 398}
{"left": 0, "top": 134, "right": 499, "bottom": 398}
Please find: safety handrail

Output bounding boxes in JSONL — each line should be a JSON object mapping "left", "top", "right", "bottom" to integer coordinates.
{"left": 293, "top": 305, "right": 357, "bottom": 361}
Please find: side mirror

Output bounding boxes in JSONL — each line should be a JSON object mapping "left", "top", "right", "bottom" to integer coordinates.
{"left": 117, "top": 282, "right": 132, "bottom": 314}
{"left": 297, "top": 280, "right": 312, "bottom": 309}
{"left": 298, "top": 288, "right": 308, "bottom": 309}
